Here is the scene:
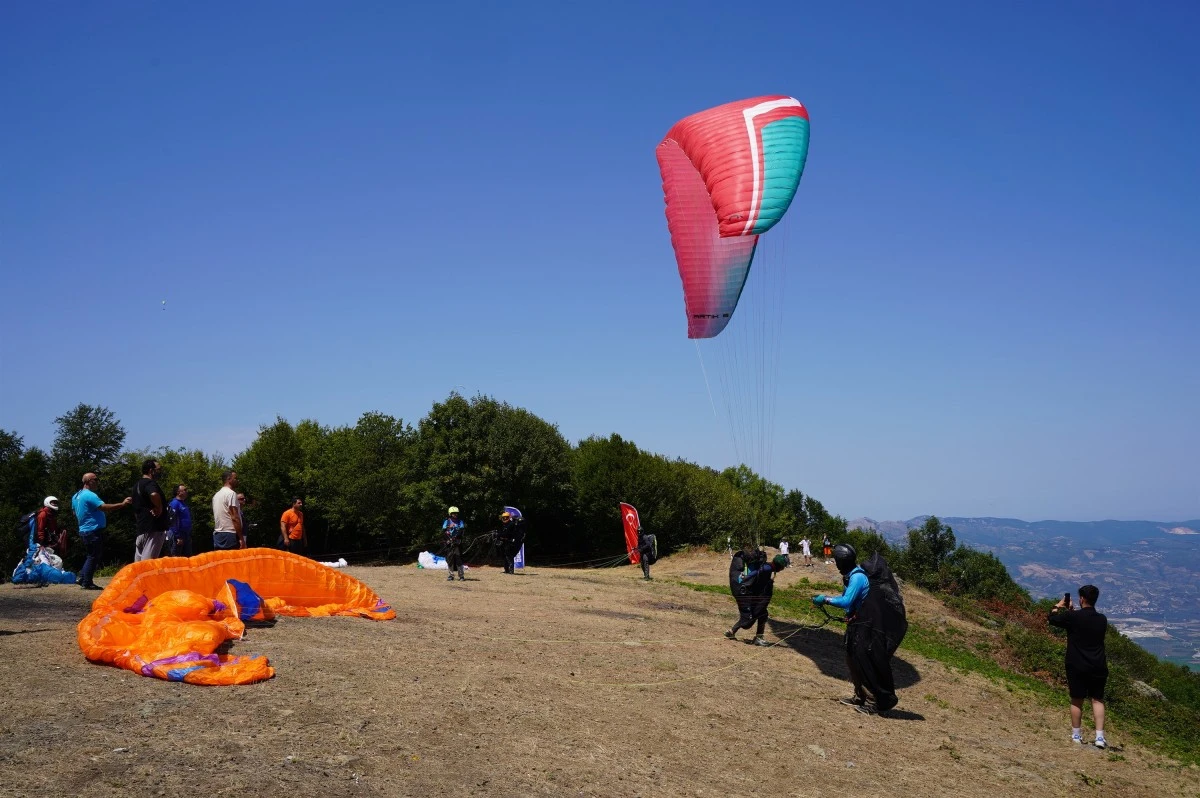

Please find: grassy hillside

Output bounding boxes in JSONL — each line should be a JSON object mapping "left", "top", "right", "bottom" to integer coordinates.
{"left": 681, "top": 572, "right": 1200, "bottom": 766}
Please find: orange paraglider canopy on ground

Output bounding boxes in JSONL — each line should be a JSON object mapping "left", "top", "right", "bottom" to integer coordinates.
{"left": 76, "top": 548, "right": 395, "bottom": 685}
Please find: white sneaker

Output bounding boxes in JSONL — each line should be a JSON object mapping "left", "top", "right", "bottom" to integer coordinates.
{"left": 1094, "top": 736, "right": 1106, "bottom": 749}
{"left": 1072, "top": 734, "right": 1084, "bottom": 745}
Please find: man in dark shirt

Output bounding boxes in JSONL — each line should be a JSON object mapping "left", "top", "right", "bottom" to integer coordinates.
{"left": 1048, "top": 584, "right": 1108, "bottom": 748}
{"left": 133, "top": 459, "right": 168, "bottom": 561}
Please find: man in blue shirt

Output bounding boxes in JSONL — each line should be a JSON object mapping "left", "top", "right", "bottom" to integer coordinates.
{"left": 168, "top": 484, "right": 193, "bottom": 556}
{"left": 71, "top": 472, "right": 132, "bottom": 590}
{"left": 814, "top": 543, "right": 900, "bottom": 713}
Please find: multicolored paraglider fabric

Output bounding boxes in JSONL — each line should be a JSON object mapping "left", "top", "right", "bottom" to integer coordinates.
{"left": 657, "top": 95, "right": 810, "bottom": 338}
{"left": 76, "top": 549, "right": 394, "bottom": 685}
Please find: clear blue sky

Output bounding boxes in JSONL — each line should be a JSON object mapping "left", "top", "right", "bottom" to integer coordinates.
{"left": 2, "top": 1, "right": 1197, "bottom": 522}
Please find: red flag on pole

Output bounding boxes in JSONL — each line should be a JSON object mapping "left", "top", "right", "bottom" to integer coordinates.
{"left": 620, "top": 502, "right": 641, "bottom": 564}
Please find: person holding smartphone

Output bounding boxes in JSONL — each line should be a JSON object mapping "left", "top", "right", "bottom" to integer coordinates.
{"left": 1049, "top": 585, "right": 1109, "bottom": 748}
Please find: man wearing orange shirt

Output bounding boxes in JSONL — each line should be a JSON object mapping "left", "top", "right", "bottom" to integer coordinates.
{"left": 279, "top": 497, "right": 307, "bottom": 554}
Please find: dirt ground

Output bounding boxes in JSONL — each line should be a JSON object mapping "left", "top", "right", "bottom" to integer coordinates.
{"left": 2, "top": 551, "right": 1198, "bottom": 798}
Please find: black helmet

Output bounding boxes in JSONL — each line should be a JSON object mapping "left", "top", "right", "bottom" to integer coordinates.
{"left": 832, "top": 543, "right": 857, "bottom": 575}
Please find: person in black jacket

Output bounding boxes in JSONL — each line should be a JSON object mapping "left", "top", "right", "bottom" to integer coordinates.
{"left": 725, "top": 552, "right": 788, "bottom": 645}
{"left": 636, "top": 527, "right": 655, "bottom": 580}
{"left": 1049, "top": 584, "right": 1108, "bottom": 748}
{"left": 497, "top": 511, "right": 524, "bottom": 574}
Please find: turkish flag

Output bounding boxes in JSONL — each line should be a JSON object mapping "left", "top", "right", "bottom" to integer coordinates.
{"left": 620, "top": 502, "right": 641, "bottom": 564}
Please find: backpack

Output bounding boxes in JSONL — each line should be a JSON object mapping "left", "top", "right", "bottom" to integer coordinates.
{"left": 642, "top": 534, "right": 657, "bottom": 565}
{"left": 138, "top": 479, "right": 174, "bottom": 532}
{"left": 859, "top": 552, "right": 908, "bottom": 655}
{"left": 156, "top": 502, "right": 177, "bottom": 533}
{"left": 14, "top": 511, "right": 37, "bottom": 540}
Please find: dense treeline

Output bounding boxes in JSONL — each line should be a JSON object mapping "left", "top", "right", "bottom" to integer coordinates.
{"left": 1, "top": 395, "right": 850, "bottom": 573}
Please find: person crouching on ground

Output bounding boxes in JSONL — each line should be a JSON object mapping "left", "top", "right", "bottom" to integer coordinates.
{"left": 1049, "top": 585, "right": 1108, "bottom": 749}
{"left": 725, "top": 553, "right": 789, "bottom": 646}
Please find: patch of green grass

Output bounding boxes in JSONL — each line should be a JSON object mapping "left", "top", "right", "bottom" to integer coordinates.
{"left": 924, "top": 693, "right": 950, "bottom": 710}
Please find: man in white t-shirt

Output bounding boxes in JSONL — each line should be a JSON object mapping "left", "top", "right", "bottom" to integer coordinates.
{"left": 800, "top": 537, "right": 813, "bottom": 567}
{"left": 212, "top": 470, "right": 244, "bottom": 550}
{"left": 780, "top": 539, "right": 790, "bottom": 556}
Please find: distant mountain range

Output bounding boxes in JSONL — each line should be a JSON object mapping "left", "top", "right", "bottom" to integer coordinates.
{"left": 847, "top": 516, "right": 1200, "bottom": 667}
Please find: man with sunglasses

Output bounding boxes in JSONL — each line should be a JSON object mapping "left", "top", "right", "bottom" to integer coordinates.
{"left": 71, "top": 473, "right": 132, "bottom": 590}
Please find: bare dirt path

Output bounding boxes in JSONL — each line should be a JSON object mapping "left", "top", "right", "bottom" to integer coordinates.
{"left": 2, "top": 551, "right": 1197, "bottom": 797}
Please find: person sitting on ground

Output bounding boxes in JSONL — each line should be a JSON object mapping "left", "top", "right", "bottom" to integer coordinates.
{"left": 725, "top": 553, "right": 789, "bottom": 646}
{"left": 1049, "top": 585, "right": 1108, "bottom": 749}
{"left": 35, "top": 496, "right": 66, "bottom": 555}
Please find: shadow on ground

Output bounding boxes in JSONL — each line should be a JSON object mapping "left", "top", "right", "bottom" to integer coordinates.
{"left": 767, "top": 618, "right": 922, "bottom": 689}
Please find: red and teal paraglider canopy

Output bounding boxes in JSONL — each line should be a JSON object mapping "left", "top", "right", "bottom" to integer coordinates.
{"left": 656, "top": 96, "right": 810, "bottom": 338}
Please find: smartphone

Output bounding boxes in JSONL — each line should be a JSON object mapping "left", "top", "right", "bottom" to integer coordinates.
{"left": 1064, "top": 592, "right": 1071, "bottom": 605}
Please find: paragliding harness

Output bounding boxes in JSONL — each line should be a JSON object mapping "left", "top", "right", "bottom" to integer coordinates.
{"left": 847, "top": 552, "right": 908, "bottom": 654}
{"left": 13, "top": 511, "right": 37, "bottom": 536}
{"left": 638, "top": 533, "right": 657, "bottom": 565}
{"left": 10, "top": 511, "right": 76, "bottom": 586}
{"left": 864, "top": 547, "right": 907, "bottom": 652}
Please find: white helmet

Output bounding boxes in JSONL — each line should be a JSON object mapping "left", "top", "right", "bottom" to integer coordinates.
{"left": 448, "top": 506, "right": 460, "bottom": 515}
{"left": 44, "top": 496, "right": 59, "bottom": 510}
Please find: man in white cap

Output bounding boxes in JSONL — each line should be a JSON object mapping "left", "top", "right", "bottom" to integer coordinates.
{"left": 442, "top": 506, "right": 466, "bottom": 581}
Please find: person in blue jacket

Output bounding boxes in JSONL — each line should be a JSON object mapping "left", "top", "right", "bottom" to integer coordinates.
{"left": 168, "top": 484, "right": 193, "bottom": 556}
{"left": 814, "top": 543, "right": 898, "bottom": 713}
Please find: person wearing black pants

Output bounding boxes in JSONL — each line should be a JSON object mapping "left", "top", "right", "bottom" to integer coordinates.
{"left": 442, "top": 506, "right": 466, "bottom": 581}
{"left": 725, "top": 553, "right": 788, "bottom": 645}
{"left": 636, "top": 528, "right": 654, "bottom": 580}
{"left": 497, "top": 511, "right": 523, "bottom": 574}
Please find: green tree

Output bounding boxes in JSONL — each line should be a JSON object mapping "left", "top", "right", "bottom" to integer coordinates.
{"left": 720, "top": 465, "right": 792, "bottom": 547}
{"left": 673, "top": 460, "right": 750, "bottom": 550}
{"left": 234, "top": 417, "right": 311, "bottom": 546}
{"left": 0, "top": 430, "right": 52, "bottom": 573}
{"left": 571, "top": 434, "right": 683, "bottom": 559}
{"left": 310, "top": 412, "right": 431, "bottom": 555}
{"left": 49, "top": 404, "right": 126, "bottom": 494}
{"left": 899, "top": 515, "right": 958, "bottom": 590}
{"left": 843, "top": 527, "right": 892, "bottom": 560}
{"left": 418, "top": 394, "right": 575, "bottom": 558}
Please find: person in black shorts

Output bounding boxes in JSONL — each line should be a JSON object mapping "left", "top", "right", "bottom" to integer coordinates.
{"left": 1049, "top": 584, "right": 1108, "bottom": 748}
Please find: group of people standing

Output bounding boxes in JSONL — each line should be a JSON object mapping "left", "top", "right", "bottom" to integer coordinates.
{"left": 439, "top": 506, "right": 526, "bottom": 581}
{"left": 42, "top": 459, "right": 309, "bottom": 590}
